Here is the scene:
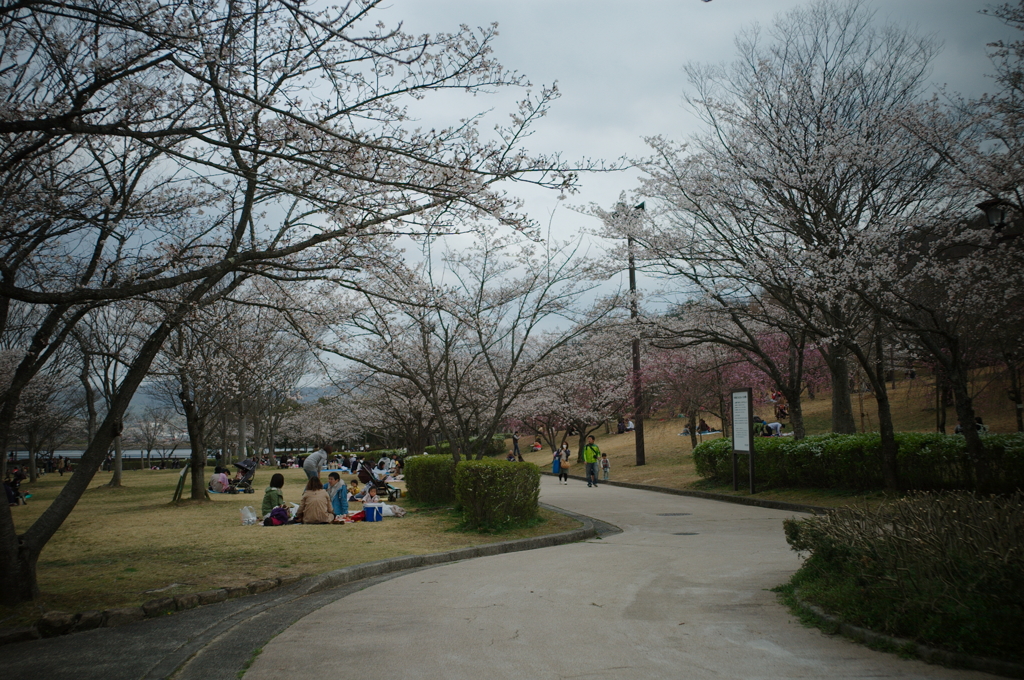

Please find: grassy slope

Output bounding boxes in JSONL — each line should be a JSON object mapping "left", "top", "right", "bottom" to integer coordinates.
{"left": 518, "top": 370, "right": 1021, "bottom": 508}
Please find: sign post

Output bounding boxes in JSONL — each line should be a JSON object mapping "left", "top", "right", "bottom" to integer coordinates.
{"left": 731, "top": 388, "right": 755, "bottom": 494}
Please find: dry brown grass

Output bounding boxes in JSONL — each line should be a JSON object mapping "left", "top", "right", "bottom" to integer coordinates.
{"left": 2, "top": 467, "right": 578, "bottom": 627}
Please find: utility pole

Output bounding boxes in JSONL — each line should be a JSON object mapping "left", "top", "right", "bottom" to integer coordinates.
{"left": 627, "top": 202, "right": 646, "bottom": 467}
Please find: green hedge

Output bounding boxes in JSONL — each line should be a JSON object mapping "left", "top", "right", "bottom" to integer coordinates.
{"left": 783, "top": 493, "right": 1024, "bottom": 663}
{"left": 454, "top": 460, "right": 540, "bottom": 530}
{"left": 404, "top": 455, "right": 456, "bottom": 504}
{"left": 692, "top": 432, "right": 1024, "bottom": 492}
{"left": 424, "top": 436, "right": 506, "bottom": 458}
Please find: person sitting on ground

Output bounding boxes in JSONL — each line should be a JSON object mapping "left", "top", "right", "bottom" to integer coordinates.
{"left": 697, "top": 418, "right": 711, "bottom": 433}
{"left": 625, "top": 419, "right": 635, "bottom": 432}
{"left": 295, "top": 476, "right": 332, "bottom": 524}
{"left": 360, "top": 485, "right": 380, "bottom": 504}
{"left": 975, "top": 416, "right": 989, "bottom": 434}
{"left": 209, "top": 466, "right": 231, "bottom": 493}
{"left": 326, "top": 471, "right": 348, "bottom": 518}
{"left": 261, "top": 473, "right": 286, "bottom": 518}
{"left": 531, "top": 438, "right": 543, "bottom": 451}
{"left": 766, "top": 422, "right": 785, "bottom": 436}
{"left": 347, "top": 479, "right": 361, "bottom": 502}
{"left": 506, "top": 451, "right": 516, "bottom": 462}
{"left": 617, "top": 418, "right": 626, "bottom": 434}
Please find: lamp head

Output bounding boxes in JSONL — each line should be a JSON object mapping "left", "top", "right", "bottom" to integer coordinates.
{"left": 976, "top": 198, "right": 1011, "bottom": 230}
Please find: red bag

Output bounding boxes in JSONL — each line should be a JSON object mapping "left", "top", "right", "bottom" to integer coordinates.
{"left": 349, "top": 510, "right": 366, "bottom": 522}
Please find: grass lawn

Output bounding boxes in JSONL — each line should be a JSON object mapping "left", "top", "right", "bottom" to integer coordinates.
{"left": 1, "top": 467, "right": 579, "bottom": 628}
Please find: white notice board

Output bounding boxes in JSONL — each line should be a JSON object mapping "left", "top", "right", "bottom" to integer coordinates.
{"left": 732, "top": 389, "right": 752, "bottom": 453}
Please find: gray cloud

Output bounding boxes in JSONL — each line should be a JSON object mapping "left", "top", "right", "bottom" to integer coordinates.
{"left": 381, "top": 0, "right": 1010, "bottom": 241}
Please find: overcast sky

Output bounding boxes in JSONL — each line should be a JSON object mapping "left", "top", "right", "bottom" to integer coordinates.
{"left": 377, "top": 0, "right": 1011, "bottom": 248}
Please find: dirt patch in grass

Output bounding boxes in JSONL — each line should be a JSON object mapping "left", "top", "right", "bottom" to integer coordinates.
{"left": 2, "top": 467, "right": 579, "bottom": 627}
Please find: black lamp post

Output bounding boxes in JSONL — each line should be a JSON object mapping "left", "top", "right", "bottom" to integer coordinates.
{"left": 976, "top": 198, "right": 1012, "bottom": 232}
{"left": 625, "top": 201, "right": 646, "bottom": 467}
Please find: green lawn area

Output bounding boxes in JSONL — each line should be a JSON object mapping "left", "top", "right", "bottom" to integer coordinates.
{"left": 1, "top": 467, "right": 578, "bottom": 628}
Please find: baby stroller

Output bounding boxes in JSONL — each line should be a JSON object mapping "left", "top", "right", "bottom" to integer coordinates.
{"left": 228, "top": 459, "right": 257, "bottom": 494}
{"left": 356, "top": 462, "right": 401, "bottom": 502}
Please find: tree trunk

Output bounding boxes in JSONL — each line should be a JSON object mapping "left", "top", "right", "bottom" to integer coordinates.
{"left": 189, "top": 429, "right": 207, "bottom": 501}
{"left": 825, "top": 352, "right": 857, "bottom": 433}
{"left": 0, "top": 317, "right": 175, "bottom": 604}
{"left": 789, "top": 393, "right": 806, "bottom": 440}
{"left": 106, "top": 435, "right": 123, "bottom": 486}
{"left": 784, "top": 341, "right": 806, "bottom": 439}
{"left": 575, "top": 423, "right": 594, "bottom": 464}
{"left": 236, "top": 403, "right": 246, "bottom": 463}
{"left": 179, "top": 378, "right": 209, "bottom": 501}
{"left": 27, "top": 431, "right": 38, "bottom": 483}
{"left": 718, "top": 392, "right": 730, "bottom": 437}
{"left": 949, "top": 365, "right": 989, "bottom": 492}
{"left": 848, "top": 332, "right": 899, "bottom": 491}
{"left": 939, "top": 370, "right": 951, "bottom": 434}
{"left": 874, "top": 389, "right": 899, "bottom": 491}
{"left": 219, "top": 410, "right": 229, "bottom": 467}
{"left": 1006, "top": 355, "right": 1024, "bottom": 433}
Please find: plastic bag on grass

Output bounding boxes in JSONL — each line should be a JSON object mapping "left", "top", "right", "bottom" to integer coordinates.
{"left": 240, "top": 505, "right": 258, "bottom": 525}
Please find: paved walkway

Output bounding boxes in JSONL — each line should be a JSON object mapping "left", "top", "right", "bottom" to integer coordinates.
{"left": 244, "top": 477, "right": 995, "bottom": 680}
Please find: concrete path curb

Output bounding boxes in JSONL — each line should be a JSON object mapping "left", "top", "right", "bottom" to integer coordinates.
{"left": 792, "top": 592, "right": 1024, "bottom": 679}
{"left": 544, "top": 471, "right": 828, "bottom": 514}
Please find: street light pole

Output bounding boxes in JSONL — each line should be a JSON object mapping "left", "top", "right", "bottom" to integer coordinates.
{"left": 627, "top": 202, "right": 646, "bottom": 467}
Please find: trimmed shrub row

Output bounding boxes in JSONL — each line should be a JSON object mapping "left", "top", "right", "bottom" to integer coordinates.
{"left": 454, "top": 460, "right": 540, "bottom": 530}
{"left": 404, "top": 455, "right": 457, "bottom": 504}
{"left": 783, "top": 492, "right": 1024, "bottom": 663}
{"left": 692, "top": 432, "right": 1024, "bottom": 492}
{"left": 405, "top": 456, "right": 540, "bottom": 530}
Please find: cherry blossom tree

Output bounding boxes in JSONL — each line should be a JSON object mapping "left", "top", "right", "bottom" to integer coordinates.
{"left": 631, "top": 0, "right": 959, "bottom": 487}
{"left": 506, "top": 331, "right": 632, "bottom": 459}
{"left": 0, "top": 0, "right": 590, "bottom": 605}
{"left": 312, "top": 233, "right": 621, "bottom": 463}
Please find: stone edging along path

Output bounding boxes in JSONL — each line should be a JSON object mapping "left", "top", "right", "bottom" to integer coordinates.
{"left": 792, "top": 590, "right": 1024, "bottom": 680}
{"left": 0, "top": 506, "right": 598, "bottom": 648}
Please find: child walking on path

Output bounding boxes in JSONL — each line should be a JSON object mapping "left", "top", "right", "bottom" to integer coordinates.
{"left": 600, "top": 453, "right": 610, "bottom": 481}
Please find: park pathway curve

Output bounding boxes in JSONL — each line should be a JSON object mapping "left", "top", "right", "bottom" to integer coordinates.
{"left": 245, "top": 476, "right": 996, "bottom": 680}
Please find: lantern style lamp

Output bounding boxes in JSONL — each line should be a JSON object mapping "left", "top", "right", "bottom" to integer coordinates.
{"left": 976, "top": 198, "right": 1011, "bottom": 232}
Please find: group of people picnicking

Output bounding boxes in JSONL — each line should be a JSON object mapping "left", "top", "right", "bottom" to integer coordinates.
{"left": 208, "top": 446, "right": 407, "bottom": 524}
